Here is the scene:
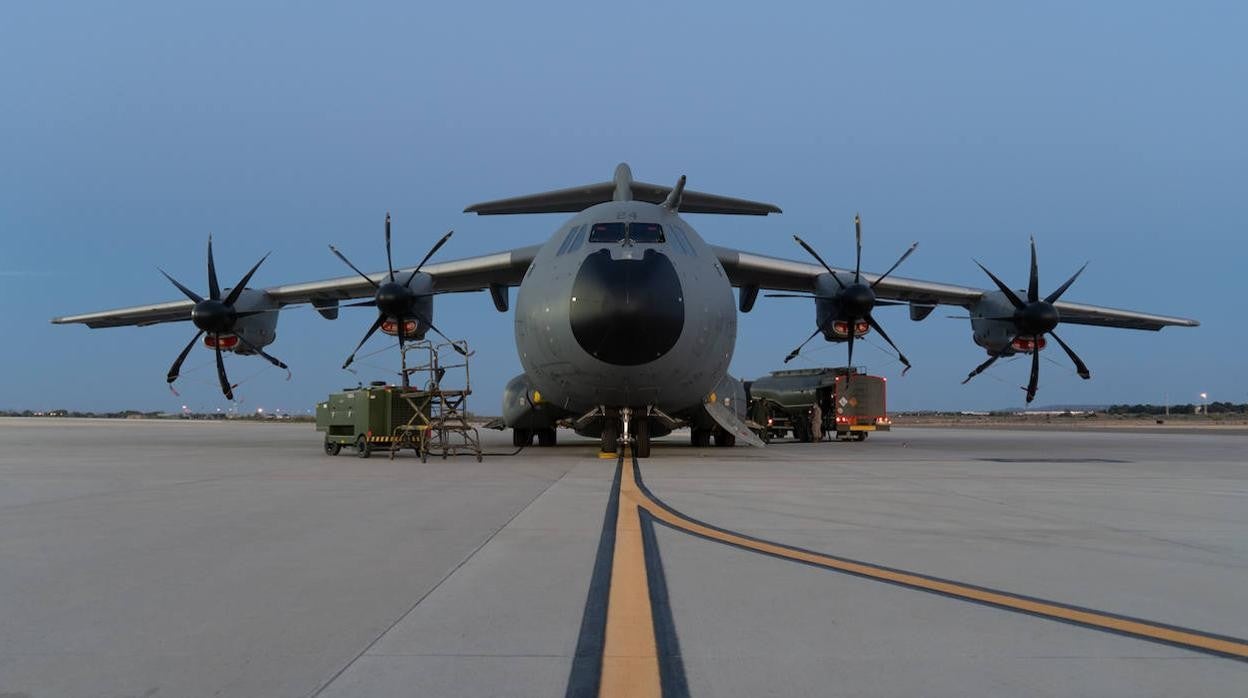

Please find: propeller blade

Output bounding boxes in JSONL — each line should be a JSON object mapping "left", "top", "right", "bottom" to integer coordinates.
{"left": 385, "top": 212, "right": 394, "bottom": 283}
{"left": 158, "top": 268, "right": 204, "bottom": 304}
{"left": 342, "top": 316, "right": 385, "bottom": 369}
{"left": 167, "top": 330, "right": 205, "bottom": 384}
{"left": 793, "top": 235, "right": 845, "bottom": 289}
{"left": 854, "top": 214, "right": 863, "bottom": 284}
{"left": 973, "top": 260, "right": 1026, "bottom": 309}
{"left": 784, "top": 326, "right": 824, "bottom": 364}
{"left": 396, "top": 312, "right": 406, "bottom": 349}
{"left": 1027, "top": 236, "right": 1039, "bottom": 304}
{"left": 207, "top": 236, "right": 221, "bottom": 301}
{"left": 962, "top": 354, "right": 1001, "bottom": 384}
{"left": 223, "top": 252, "right": 271, "bottom": 307}
{"left": 866, "top": 315, "right": 912, "bottom": 374}
{"left": 1024, "top": 336, "right": 1041, "bottom": 404}
{"left": 405, "top": 230, "right": 454, "bottom": 287}
{"left": 417, "top": 315, "right": 468, "bottom": 355}
{"left": 214, "top": 336, "right": 234, "bottom": 400}
{"left": 871, "top": 242, "right": 919, "bottom": 289}
{"left": 329, "top": 245, "right": 380, "bottom": 289}
{"left": 235, "top": 334, "right": 289, "bottom": 371}
{"left": 1048, "top": 330, "right": 1090, "bottom": 379}
{"left": 846, "top": 328, "right": 856, "bottom": 372}
{"left": 1044, "top": 262, "right": 1089, "bottom": 304}
{"left": 764, "top": 293, "right": 839, "bottom": 300}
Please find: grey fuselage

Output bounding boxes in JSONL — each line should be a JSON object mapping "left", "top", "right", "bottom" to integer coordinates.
{"left": 513, "top": 201, "right": 736, "bottom": 416}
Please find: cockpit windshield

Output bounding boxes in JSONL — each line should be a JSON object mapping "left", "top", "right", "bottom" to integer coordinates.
{"left": 588, "top": 222, "right": 626, "bottom": 243}
{"left": 587, "top": 222, "right": 665, "bottom": 244}
{"left": 629, "top": 222, "right": 664, "bottom": 243}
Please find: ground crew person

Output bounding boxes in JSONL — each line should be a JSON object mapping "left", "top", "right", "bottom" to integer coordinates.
{"left": 810, "top": 402, "right": 823, "bottom": 441}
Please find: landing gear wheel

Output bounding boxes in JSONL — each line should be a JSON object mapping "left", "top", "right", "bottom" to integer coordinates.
{"left": 634, "top": 419, "right": 651, "bottom": 458}
{"left": 713, "top": 428, "right": 736, "bottom": 448}
{"left": 512, "top": 428, "right": 532, "bottom": 448}
{"left": 324, "top": 440, "right": 341, "bottom": 456}
{"left": 601, "top": 421, "right": 619, "bottom": 455}
{"left": 690, "top": 427, "right": 711, "bottom": 447}
{"left": 355, "top": 436, "right": 371, "bottom": 459}
{"left": 537, "top": 428, "right": 557, "bottom": 447}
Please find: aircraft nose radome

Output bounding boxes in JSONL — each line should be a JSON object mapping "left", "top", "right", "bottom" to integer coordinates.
{"left": 570, "top": 249, "right": 684, "bottom": 366}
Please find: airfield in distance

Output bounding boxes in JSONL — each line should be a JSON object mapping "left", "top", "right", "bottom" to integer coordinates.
{"left": 0, "top": 417, "right": 1244, "bottom": 698}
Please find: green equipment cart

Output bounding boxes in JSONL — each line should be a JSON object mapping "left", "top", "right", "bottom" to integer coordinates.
{"left": 315, "top": 383, "right": 430, "bottom": 458}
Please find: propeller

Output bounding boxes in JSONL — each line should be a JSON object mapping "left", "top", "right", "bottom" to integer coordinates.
{"left": 329, "top": 213, "right": 461, "bottom": 369}
{"left": 160, "top": 236, "right": 284, "bottom": 400}
{"left": 964, "top": 237, "right": 1090, "bottom": 403}
{"left": 782, "top": 214, "right": 917, "bottom": 373}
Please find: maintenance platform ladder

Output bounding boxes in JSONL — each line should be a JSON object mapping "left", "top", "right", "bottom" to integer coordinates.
{"left": 392, "top": 339, "right": 482, "bottom": 462}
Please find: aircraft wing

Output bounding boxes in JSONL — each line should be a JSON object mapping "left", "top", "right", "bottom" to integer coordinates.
{"left": 51, "top": 245, "right": 542, "bottom": 329}
{"left": 713, "top": 246, "right": 1199, "bottom": 331}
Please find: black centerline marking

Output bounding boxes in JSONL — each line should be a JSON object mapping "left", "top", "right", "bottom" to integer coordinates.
{"left": 565, "top": 459, "right": 623, "bottom": 698}
{"left": 640, "top": 506, "right": 691, "bottom": 697}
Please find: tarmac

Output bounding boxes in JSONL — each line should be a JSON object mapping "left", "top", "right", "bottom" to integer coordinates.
{"left": 0, "top": 417, "right": 1244, "bottom": 697}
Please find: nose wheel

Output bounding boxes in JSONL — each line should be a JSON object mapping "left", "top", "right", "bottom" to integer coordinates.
{"left": 599, "top": 408, "right": 652, "bottom": 458}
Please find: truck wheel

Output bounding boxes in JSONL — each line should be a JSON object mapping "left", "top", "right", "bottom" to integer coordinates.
{"left": 356, "top": 436, "right": 372, "bottom": 459}
{"left": 512, "top": 428, "right": 532, "bottom": 448}
{"left": 324, "top": 440, "right": 342, "bottom": 456}
{"left": 537, "top": 428, "right": 557, "bottom": 447}
{"left": 690, "top": 428, "right": 711, "bottom": 447}
{"left": 854, "top": 432, "right": 868, "bottom": 441}
{"left": 713, "top": 428, "right": 736, "bottom": 448}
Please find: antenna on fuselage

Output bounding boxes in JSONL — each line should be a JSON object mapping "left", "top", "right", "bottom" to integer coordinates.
{"left": 662, "top": 175, "right": 687, "bottom": 212}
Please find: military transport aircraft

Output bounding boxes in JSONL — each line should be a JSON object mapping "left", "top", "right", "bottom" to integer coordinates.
{"left": 52, "top": 163, "right": 1198, "bottom": 456}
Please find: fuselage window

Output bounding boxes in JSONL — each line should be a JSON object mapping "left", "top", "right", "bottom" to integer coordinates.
{"left": 588, "top": 222, "right": 627, "bottom": 243}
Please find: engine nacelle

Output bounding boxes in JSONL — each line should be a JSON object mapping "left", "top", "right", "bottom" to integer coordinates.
{"left": 217, "top": 288, "right": 279, "bottom": 354}
{"left": 969, "top": 291, "right": 1020, "bottom": 355}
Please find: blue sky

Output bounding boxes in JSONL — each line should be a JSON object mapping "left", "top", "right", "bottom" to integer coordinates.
{"left": 2, "top": 1, "right": 1244, "bottom": 413}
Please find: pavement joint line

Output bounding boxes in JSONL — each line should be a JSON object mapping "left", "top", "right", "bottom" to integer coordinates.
{"left": 628, "top": 457, "right": 1248, "bottom": 663}
{"left": 309, "top": 460, "right": 577, "bottom": 698}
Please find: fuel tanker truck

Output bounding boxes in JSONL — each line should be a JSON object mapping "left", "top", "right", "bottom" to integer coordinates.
{"left": 746, "top": 367, "right": 890, "bottom": 442}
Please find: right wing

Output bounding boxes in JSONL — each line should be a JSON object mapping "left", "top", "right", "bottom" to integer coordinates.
{"left": 51, "top": 245, "right": 542, "bottom": 329}
{"left": 713, "top": 246, "right": 1199, "bottom": 331}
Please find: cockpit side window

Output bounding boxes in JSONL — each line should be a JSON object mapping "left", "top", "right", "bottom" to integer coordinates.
{"left": 566, "top": 225, "right": 587, "bottom": 253}
{"left": 588, "top": 222, "right": 627, "bottom": 243}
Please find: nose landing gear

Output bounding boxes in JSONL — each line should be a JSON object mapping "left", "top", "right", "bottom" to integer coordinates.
{"left": 598, "top": 407, "right": 652, "bottom": 458}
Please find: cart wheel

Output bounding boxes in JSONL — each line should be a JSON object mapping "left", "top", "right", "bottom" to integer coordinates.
{"left": 356, "top": 436, "right": 372, "bottom": 459}
{"left": 324, "top": 440, "right": 342, "bottom": 456}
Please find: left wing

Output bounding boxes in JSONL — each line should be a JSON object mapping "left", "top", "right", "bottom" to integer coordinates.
{"left": 52, "top": 245, "right": 541, "bottom": 329}
{"left": 713, "top": 246, "right": 1199, "bottom": 331}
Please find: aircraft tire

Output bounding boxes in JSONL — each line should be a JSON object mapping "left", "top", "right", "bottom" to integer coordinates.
{"left": 634, "top": 419, "right": 651, "bottom": 458}
{"left": 713, "top": 428, "right": 736, "bottom": 448}
{"left": 512, "top": 428, "right": 532, "bottom": 448}
{"left": 601, "top": 421, "right": 619, "bottom": 454}
{"left": 537, "top": 428, "right": 557, "bottom": 447}
{"left": 690, "top": 428, "right": 711, "bottom": 447}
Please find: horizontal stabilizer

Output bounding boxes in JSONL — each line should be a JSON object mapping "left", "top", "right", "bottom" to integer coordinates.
{"left": 464, "top": 163, "right": 781, "bottom": 216}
